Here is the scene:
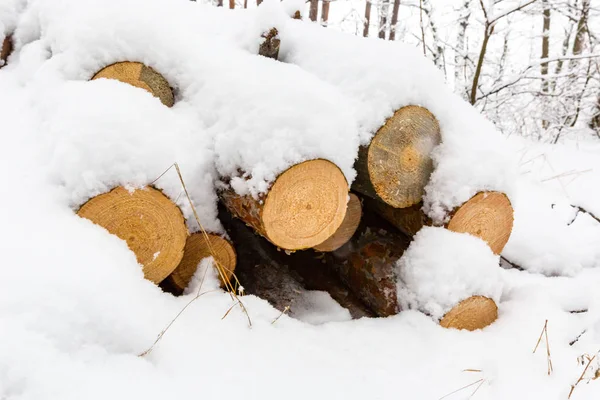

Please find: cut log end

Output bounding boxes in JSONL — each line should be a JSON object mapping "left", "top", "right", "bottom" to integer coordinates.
{"left": 167, "top": 233, "right": 237, "bottom": 292}
{"left": 447, "top": 191, "right": 514, "bottom": 255}
{"left": 355, "top": 105, "right": 441, "bottom": 208}
{"left": 263, "top": 159, "right": 349, "bottom": 250}
{"left": 439, "top": 295, "right": 498, "bottom": 331}
{"left": 222, "top": 159, "right": 349, "bottom": 250}
{"left": 77, "top": 186, "right": 188, "bottom": 284}
{"left": 91, "top": 61, "right": 174, "bottom": 107}
{"left": 1, "top": 35, "right": 13, "bottom": 68}
{"left": 313, "top": 193, "right": 362, "bottom": 252}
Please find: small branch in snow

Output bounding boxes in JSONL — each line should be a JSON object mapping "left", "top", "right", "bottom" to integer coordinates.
{"left": 569, "top": 354, "right": 597, "bottom": 399}
{"left": 533, "top": 319, "right": 553, "bottom": 375}
{"left": 439, "top": 377, "right": 485, "bottom": 399}
{"left": 568, "top": 205, "right": 600, "bottom": 226}
{"left": 271, "top": 305, "right": 291, "bottom": 325}
{"left": 500, "top": 256, "right": 524, "bottom": 271}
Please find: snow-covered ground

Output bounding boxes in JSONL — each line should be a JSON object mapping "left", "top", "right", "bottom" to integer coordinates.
{"left": 2, "top": 0, "right": 600, "bottom": 399}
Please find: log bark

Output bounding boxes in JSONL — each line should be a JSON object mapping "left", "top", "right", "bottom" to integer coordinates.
{"left": 1, "top": 35, "right": 13, "bottom": 68}
{"left": 220, "top": 159, "right": 349, "bottom": 251}
{"left": 77, "top": 186, "right": 188, "bottom": 284}
{"left": 92, "top": 61, "right": 174, "bottom": 107}
{"left": 327, "top": 209, "right": 411, "bottom": 317}
{"left": 352, "top": 105, "right": 441, "bottom": 209}
{"left": 365, "top": 191, "right": 514, "bottom": 255}
{"left": 258, "top": 28, "right": 280, "bottom": 60}
{"left": 165, "top": 233, "right": 237, "bottom": 294}
{"left": 313, "top": 193, "right": 362, "bottom": 252}
{"left": 219, "top": 203, "right": 374, "bottom": 319}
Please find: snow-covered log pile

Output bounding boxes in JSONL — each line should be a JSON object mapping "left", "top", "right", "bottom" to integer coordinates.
{"left": 0, "top": 0, "right": 521, "bottom": 332}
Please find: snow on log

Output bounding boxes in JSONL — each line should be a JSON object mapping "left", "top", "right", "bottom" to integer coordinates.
{"left": 446, "top": 191, "right": 514, "bottom": 255}
{"left": 313, "top": 193, "right": 362, "bottom": 252}
{"left": 165, "top": 233, "right": 237, "bottom": 293}
{"left": 219, "top": 203, "right": 373, "bottom": 319}
{"left": 329, "top": 220, "right": 410, "bottom": 317}
{"left": 77, "top": 186, "right": 188, "bottom": 284}
{"left": 352, "top": 106, "right": 441, "bottom": 209}
{"left": 91, "top": 62, "right": 174, "bottom": 107}
{"left": 439, "top": 295, "right": 498, "bottom": 331}
{"left": 366, "top": 191, "right": 514, "bottom": 255}
{"left": 258, "top": 28, "right": 280, "bottom": 60}
{"left": 220, "top": 159, "right": 349, "bottom": 251}
{"left": 397, "top": 227, "right": 502, "bottom": 330}
{"left": 0, "top": 35, "right": 12, "bottom": 68}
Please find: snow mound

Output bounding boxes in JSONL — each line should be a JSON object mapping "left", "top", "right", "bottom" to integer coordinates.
{"left": 397, "top": 227, "right": 503, "bottom": 320}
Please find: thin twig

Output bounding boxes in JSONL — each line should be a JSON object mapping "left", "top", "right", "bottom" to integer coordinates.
{"left": 439, "top": 379, "right": 484, "bottom": 400}
{"left": 533, "top": 319, "right": 553, "bottom": 375}
{"left": 569, "top": 355, "right": 597, "bottom": 399}
{"left": 419, "top": 0, "right": 426, "bottom": 56}
{"left": 271, "top": 306, "right": 291, "bottom": 325}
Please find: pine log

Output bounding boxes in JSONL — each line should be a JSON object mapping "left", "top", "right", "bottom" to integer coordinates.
{"left": 352, "top": 105, "right": 441, "bottom": 208}
{"left": 447, "top": 191, "right": 514, "bottom": 255}
{"left": 327, "top": 211, "right": 410, "bottom": 317}
{"left": 439, "top": 295, "right": 498, "bottom": 331}
{"left": 219, "top": 203, "right": 374, "bottom": 319}
{"left": 258, "top": 28, "right": 280, "bottom": 60}
{"left": 220, "top": 159, "right": 349, "bottom": 251}
{"left": 91, "top": 61, "right": 174, "bottom": 107}
{"left": 77, "top": 186, "right": 188, "bottom": 284}
{"left": 365, "top": 191, "right": 514, "bottom": 255}
{"left": 313, "top": 193, "right": 362, "bottom": 252}
{"left": 165, "top": 233, "right": 237, "bottom": 294}
{"left": 1, "top": 35, "right": 13, "bottom": 68}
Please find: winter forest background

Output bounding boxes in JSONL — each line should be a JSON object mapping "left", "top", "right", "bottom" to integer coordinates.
{"left": 204, "top": 0, "right": 600, "bottom": 144}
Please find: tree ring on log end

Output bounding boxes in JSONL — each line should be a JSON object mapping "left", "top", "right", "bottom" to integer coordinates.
{"left": 262, "top": 159, "right": 349, "bottom": 250}
{"left": 314, "top": 193, "right": 362, "bottom": 252}
{"left": 167, "top": 233, "right": 237, "bottom": 291}
{"left": 1, "top": 35, "right": 13, "bottom": 68}
{"left": 447, "top": 191, "right": 514, "bottom": 255}
{"left": 368, "top": 105, "right": 441, "bottom": 208}
{"left": 440, "top": 295, "right": 498, "bottom": 331}
{"left": 77, "top": 186, "right": 188, "bottom": 283}
{"left": 91, "top": 61, "right": 174, "bottom": 107}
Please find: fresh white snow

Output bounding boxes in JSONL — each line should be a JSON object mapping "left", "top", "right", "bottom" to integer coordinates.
{"left": 1, "top": 0, "right": 600, "bottom": 399}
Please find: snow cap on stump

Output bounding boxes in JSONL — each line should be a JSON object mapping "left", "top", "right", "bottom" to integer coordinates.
{"left": 396, "top": 227, "right": 502, "bottom": 330}
{"left": 92, "top": 62, "right": 174, "bottom": 107}
{"left": 77, "top": 186, "right": 188, "bottom": 283}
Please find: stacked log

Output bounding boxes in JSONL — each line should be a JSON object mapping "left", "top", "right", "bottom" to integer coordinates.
{"left": 258, "top": 28, "right": 280, "bottom": 60}
{"left": 352, "top": 105, "right": 441, "bottom": 208}
{"left": 313, "top": 193, "right": 362, "bottom": 252}
{"left": 1, "top": 35, "right": 13, "bottom": 68}
{"left": 165, "top": 233, "right": 237, "bottom": 294}
{"left": 91, "top": 62, "right": 174, "bottom": 107}
{"left": 219, "top": 203, "right": 373, "bottom": 319}
{"left": 77, "top": 186, "right": 188, "bottom": 283}
{"left": 220, "top": 159, "right": 350, "bottom": 251}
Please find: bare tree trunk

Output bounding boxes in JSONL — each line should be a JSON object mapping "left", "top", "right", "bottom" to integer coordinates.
{"left": 389, "top": 0, "right": 401, "bottom": 41}
{"left": 541, "top": 0, "right": 551, "bottom": 128}
{"left": 256, "top": 0, "right": 262, "bottom": 5}
{"left": 309, "top": 0, "right": 319, "bottom": 22}
{"left": 423, "top": 0, "right": 445, "bottom": 76}
{"left": 379, "top": 0, "right": 390, "bottom": 39}
{"left": 244, "top": 0, "right": 247, "bottom": 8}
{"left": 321, "top": 0, "right": 330, "bottom": 26}
{"left": 470, "top": 24, "right": 492, "bottom": 105}
{"left": 572, "top": 0, "right": 590, "bottom": 57}
{"left": 363, "top": 1, "right": 372, "bottom": 37}
{"left": 229, "top": 0, "right": 235, "bottom": 9}
{"left": 454, "top": 0, "right": 471, "bottom": 97}
{"left": 217, "top": 0, "right": 223, "bottom": 6}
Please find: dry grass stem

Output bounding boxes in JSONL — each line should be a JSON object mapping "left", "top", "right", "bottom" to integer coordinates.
{"left": 439, "top": 379, "right": 484, "bottom": 400}
{"left": 271, "top": 306, "right": 291, "bottom": 325}
{"left": 569, "top": 354, "right": 597, "bottom": 399}
{"left": 139, "top": 163, "right": 253, "bottom": 357}
{"left": 533, "top": 319, "right": 553, "bottom": 375}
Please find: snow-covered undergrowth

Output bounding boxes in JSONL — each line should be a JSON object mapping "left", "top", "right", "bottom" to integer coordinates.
{"left": 1, "top": 0, "right": 600, "bottom": 399}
